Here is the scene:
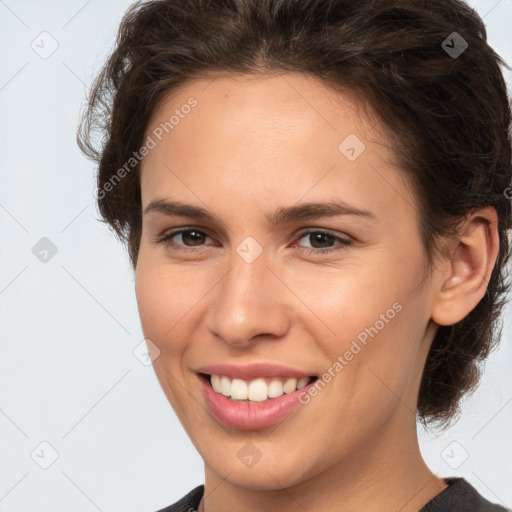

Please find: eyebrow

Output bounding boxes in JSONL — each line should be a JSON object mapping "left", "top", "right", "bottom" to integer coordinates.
{"left": 143, "top": 198, "right": 376, "bottom": 225}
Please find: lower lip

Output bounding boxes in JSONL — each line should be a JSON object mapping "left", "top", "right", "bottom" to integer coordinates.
{"left": 198, "top": 374, "right": 317, "bottom": 430}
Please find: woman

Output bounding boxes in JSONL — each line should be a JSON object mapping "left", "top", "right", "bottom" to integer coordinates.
{"left": 78, "top": 0, "right": 511, "bottom": 510}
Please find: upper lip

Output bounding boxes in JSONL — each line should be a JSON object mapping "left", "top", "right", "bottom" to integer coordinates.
{"left": 195, "top": 363, "right": 316, "bottom": 380}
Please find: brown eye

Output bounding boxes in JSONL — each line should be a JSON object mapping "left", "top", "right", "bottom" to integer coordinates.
{"left": 158, "top": 228, "right": 212, "bottom": 250}
{"left": 294, "top": 230, "right": 352, "bottom": 254}
{"left": 176, "top": 229, "right": 208, "bottom": 246}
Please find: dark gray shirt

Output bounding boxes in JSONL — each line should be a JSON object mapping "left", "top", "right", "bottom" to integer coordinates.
{"left": 155, "top": 478, "right": 511, "bottom": 511}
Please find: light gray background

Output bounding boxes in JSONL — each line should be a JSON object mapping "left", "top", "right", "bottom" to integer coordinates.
{"left": 0, "top": 1, "right": 511, "bottom": 510}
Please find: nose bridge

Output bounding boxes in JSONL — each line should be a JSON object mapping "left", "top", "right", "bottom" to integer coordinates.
{"left": 208, "top": 241, "right": 289, "bottom": 345}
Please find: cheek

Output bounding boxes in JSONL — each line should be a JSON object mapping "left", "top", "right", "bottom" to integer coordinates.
{"left": 284, "top": 260, "right": 405, "bottom": 345}
{"left": 134, "top": 256, "right": 202, "bottom": 415}
{"left": 300, "top": 252, "right": 428, "bottom": 396}
{"left": 135, "top": 256, "right": 198, "bottom": 349}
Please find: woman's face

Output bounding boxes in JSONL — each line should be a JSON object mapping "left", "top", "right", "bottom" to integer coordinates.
{"left": 135, "top": 72, "right": 440, "bottom": 489}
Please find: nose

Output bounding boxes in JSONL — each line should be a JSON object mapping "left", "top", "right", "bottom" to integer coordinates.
{"left": 206, "top": 246, "right": 291, "bottom": 348}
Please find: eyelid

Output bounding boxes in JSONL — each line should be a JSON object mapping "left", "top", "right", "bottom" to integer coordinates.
{"left": 155, "top": 226, "right": 214, "bottom": 249}
{"left": 294, "top": 227, "right": 352, "bottom": 243}
{"left": 291, "top": 228, "right": 353, "bottom": 253}
{"left": 156, "top": 225, "right": 353, "bottom": 255}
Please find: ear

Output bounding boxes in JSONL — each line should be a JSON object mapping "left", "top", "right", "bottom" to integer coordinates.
{"left": 431, "top": 206, "right": 500, "bottom": 326}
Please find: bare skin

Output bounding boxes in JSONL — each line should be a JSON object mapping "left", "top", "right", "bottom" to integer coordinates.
{"left": 134, "top": 71, "right": 499, "bottom": 512}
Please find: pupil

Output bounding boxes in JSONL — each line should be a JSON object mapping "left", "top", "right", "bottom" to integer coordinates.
{"left": 310, "top": 232, "right": 334, "bottom": 249}
{"left": 184, "top": 230, "right": 204, "bottom": 246}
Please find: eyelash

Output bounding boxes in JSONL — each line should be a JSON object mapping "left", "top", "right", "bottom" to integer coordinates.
{"left": 155, "top": 227, "right": 353, "bottom": 255}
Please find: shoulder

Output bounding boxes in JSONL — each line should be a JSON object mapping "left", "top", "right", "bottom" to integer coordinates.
{"left": 153, "top": 479, "right": 511, "bottom": 512}
{"left": 421, "top": 478, "right": 511, "bottom": 512}
{"left": 155, "top": 484, "right": 204, "bottom": 512}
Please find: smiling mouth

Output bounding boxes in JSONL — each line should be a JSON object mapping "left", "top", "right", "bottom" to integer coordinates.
{"left": 199, "top": 373, "right": 319, "bottom": 403}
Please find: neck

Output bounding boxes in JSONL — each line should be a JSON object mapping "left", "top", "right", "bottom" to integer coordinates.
{"left": 201, "top": 413, "right": 447, "bottom": 512}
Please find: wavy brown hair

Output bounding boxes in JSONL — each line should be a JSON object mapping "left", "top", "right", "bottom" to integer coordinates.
{"left": 77, "top": 0, "right": 512, "bottom": 429}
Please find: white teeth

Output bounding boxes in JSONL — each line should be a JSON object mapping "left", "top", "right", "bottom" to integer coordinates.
{"left": 248, "top": 378, "right": 268, "bottom": 402}
{"left": 231, "top": 378, "right": 248, "bottom": 400}
{"left": 220, "top": 376, "right": 231, "bottom": 396}
{"left": 208, "top": 374, "right": 313, "bottom": 401}
{"left": 267, "top": 379, "right": 284, "bottom": 398}
{"left": 211, "top": 374, "right": 222, "bottom": 393}
{"left": 297, "top": 377, "right": 309, "bottom": 389}
{"left": 283, "top": 378, "right": 297, "bottom": 394}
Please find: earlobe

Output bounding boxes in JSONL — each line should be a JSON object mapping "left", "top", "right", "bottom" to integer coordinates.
{"left": 431, "top": 207, "right": 499, "bottom": 327}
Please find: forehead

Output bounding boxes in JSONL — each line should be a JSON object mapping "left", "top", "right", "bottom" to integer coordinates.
{"left": 145, "top": 72, "right": 379, "bottom": 156}
{"left": 139, "top": 72, "right": 411, "bottom": 220}
{"left": 146, "top": 71, "right": 367, "bottom": 131}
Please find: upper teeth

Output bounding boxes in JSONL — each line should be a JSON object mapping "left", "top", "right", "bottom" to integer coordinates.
{"left": 210, "top": 375, "right": 312, "bottom": 402}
